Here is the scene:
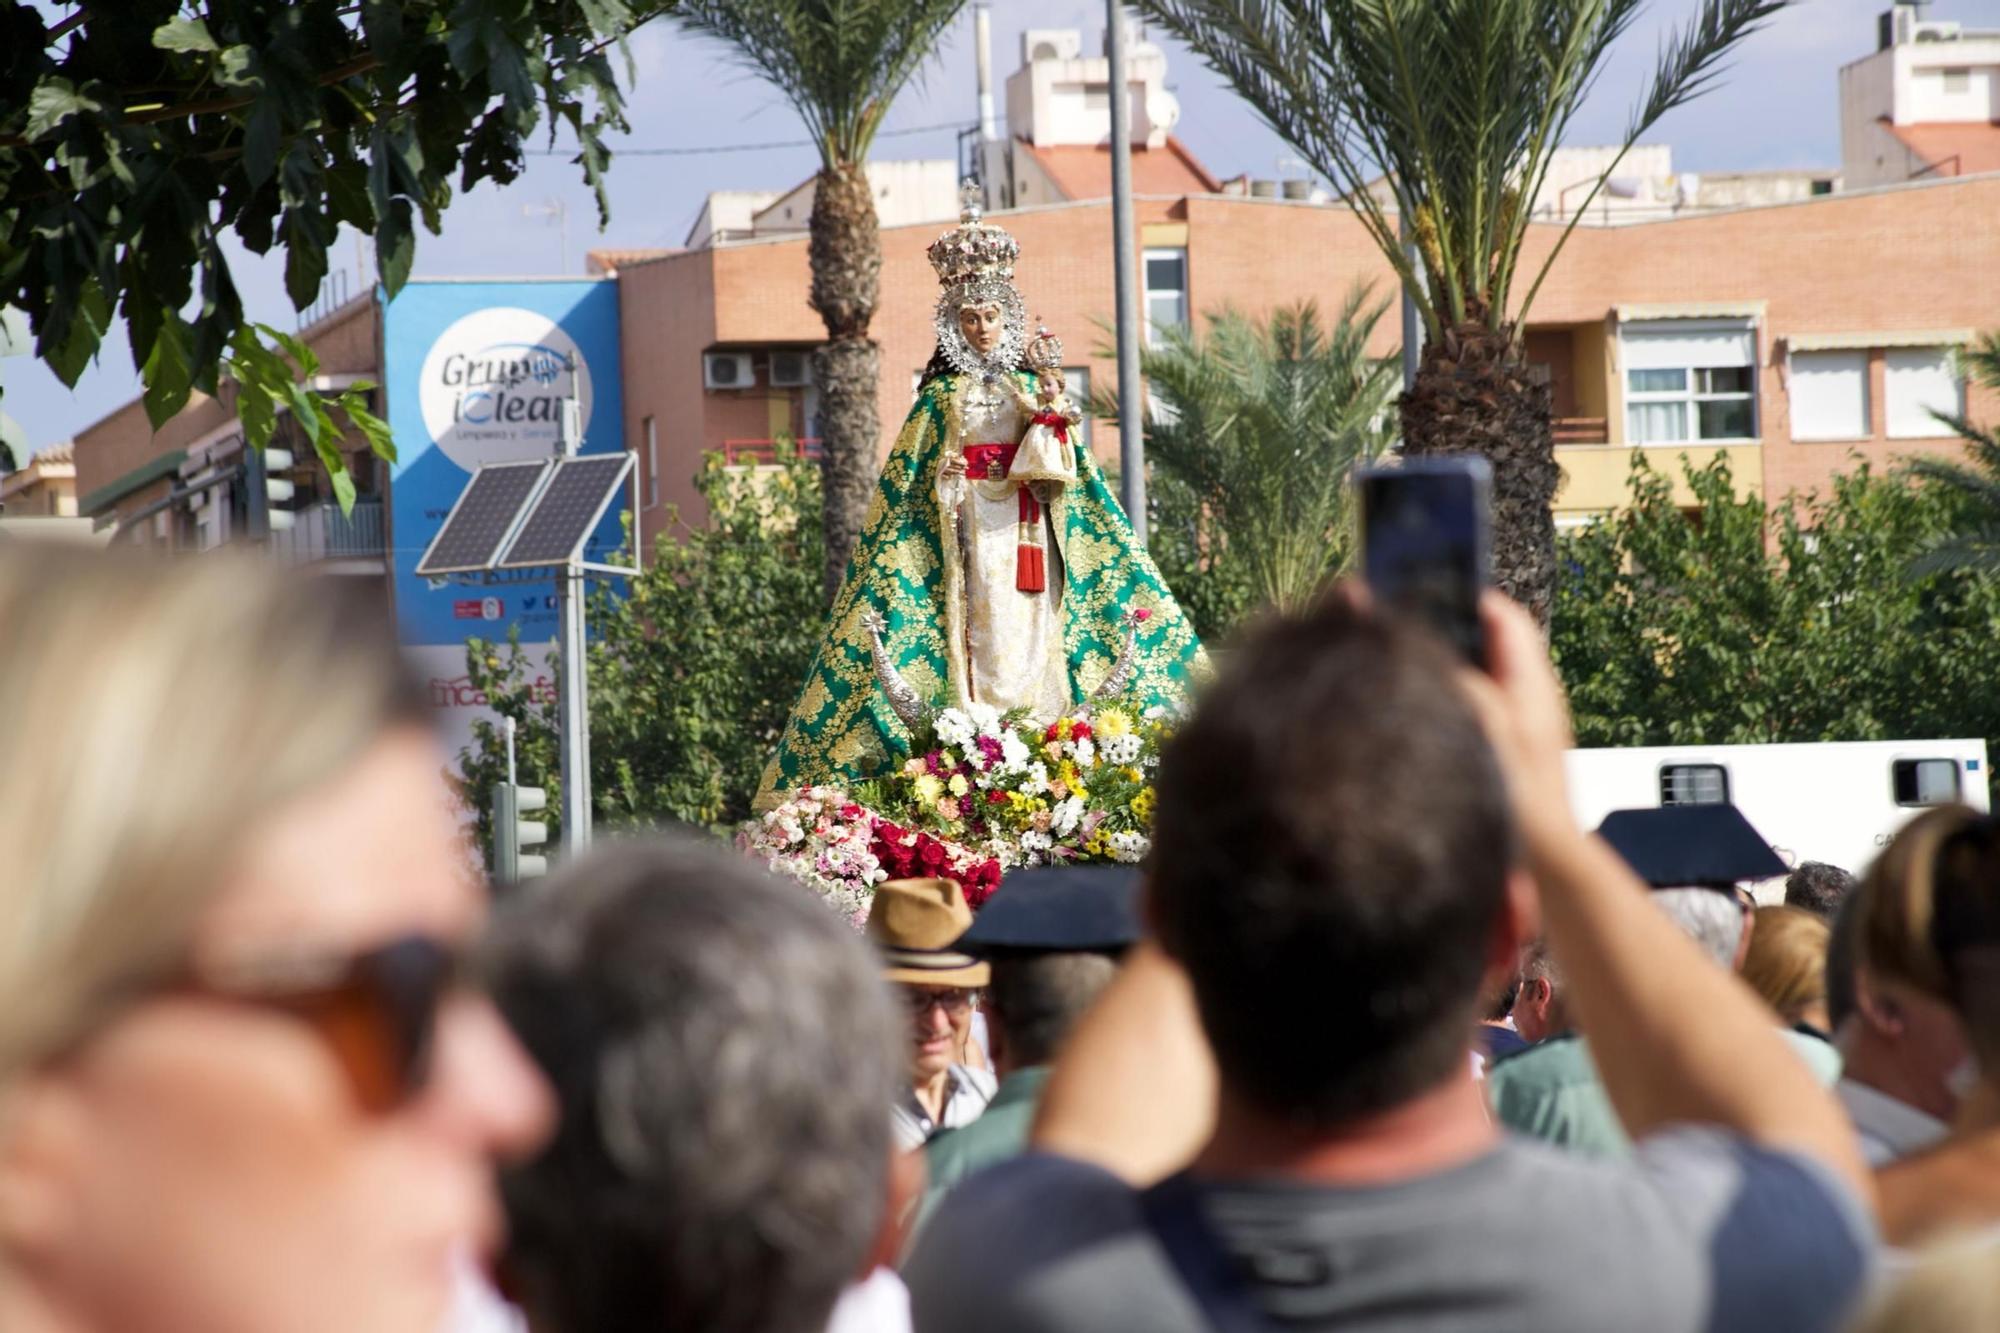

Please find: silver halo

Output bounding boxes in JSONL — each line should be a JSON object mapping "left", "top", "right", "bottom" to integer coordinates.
{"left": 934, "top": 278, "right": 1029, "bottom": 380}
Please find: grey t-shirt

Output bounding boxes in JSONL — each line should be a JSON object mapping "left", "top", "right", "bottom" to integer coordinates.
{"left": 903, "top": 1129, "right": 1874, "bottom": 1333}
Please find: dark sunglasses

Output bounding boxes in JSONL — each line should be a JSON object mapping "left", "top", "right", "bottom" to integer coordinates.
{"left": 181, "top": 935, "right": 462, "bottom": 1115}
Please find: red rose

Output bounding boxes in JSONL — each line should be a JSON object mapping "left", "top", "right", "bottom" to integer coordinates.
{"left": 1043, "top": 721, "right": 1062, "bottom": 743}
{"left": 987, "top": 790, "right": 1008, "bottom": 805}
{"left": 1069, "top": 722, "right": 1092, "bottom": 742}
{"left": 840, "top": 803, "right": 863, "bottom": 819}
{"left": 918, "top": 838, "right": 948, "bottom": 873}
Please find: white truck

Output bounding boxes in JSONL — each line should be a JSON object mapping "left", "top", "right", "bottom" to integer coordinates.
{"left": 1564, "top": 739, "right": 1990, "bottom": 896}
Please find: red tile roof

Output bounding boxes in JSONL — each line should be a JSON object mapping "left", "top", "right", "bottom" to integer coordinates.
{"left": 1885, "top": 120, "right": 2000, "bottom": 180}
{"left": 586, "top": 247, "right": 680, "bottom": 275}
{"left": 1016, "top": 135, "right": 1223, "bottom": 200}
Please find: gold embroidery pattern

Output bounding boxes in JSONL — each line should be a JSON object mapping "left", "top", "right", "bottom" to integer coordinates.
{"left": 756, "top": 370, "right": 1207, "bottom": 809}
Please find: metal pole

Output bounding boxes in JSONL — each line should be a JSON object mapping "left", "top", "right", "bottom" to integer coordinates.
{"left": 1400, "top": 210, "right": 1421, "bottom": 394}
{"left": 556, "top": 396, "right": 591, "bottom": 852}
{"left": 1107, "top": 2, "right": 1146, "bottom": 539}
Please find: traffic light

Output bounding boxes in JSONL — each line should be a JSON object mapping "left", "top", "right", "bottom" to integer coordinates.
{"left": 242, "top": 444, "right": 298, "bottom": 539}
{"left": 491, "top": 781, "right": 549, "bottom": 885}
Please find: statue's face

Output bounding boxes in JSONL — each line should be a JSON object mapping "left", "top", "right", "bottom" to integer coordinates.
{"left": 957, "top": 303, "right": 1004, "bottom": 357}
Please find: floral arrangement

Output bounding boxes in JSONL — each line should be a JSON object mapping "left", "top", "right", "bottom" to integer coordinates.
{"left": 736, "top": 786, "right": 1006, "bottom": 926}
{"left": 739, "top": 610, "right": 1179, "bottom": 924}
{"left": 854, "top": 694, "right": 1171, "bottom": 870}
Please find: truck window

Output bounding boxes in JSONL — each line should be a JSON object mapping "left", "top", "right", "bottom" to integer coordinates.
{"left": 1660, "top": 764, "right": 1729, "bottom": 806}
{"left": 1892, "top": 758, "right": 1961, "bottom": 807}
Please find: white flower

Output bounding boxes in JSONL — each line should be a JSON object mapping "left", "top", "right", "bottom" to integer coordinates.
{"left": 1109, "top": 831, "right": 1151, "bottom": 863}
{"left": 1102, "top": 734, "right": 1143, "bottom": 766}
{"left": 1051, "top": 796, "right": 1086, "bottom": 838}
{"left": 1072, "top": 737, "right": 1097, "bottom": 768}
{"left": 1022, "top": 761, "right": 1050, "bottom": 795}
{"left": 1143, "top": 705, "right": 1169, "bottom": 721}
{"left": 1000, "top": 732, "right": 1031, "bottom": 771}
{"left": 936, "top": 709, "right": 975, "bottom": 748}
{"left": 968, "top": 702, "right": 1003, "bottom": 736}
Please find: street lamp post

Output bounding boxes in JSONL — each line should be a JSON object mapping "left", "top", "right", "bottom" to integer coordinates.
{"left": 1106, "top": 2, "right": 1146, "bottom": 540}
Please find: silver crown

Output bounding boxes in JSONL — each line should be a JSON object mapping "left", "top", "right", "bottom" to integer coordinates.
{"left": 927, "top": 179, "right": 1020, "bottom": 293}
{"left": 1025, "top": 321, "right": 1063, "bottom": 371}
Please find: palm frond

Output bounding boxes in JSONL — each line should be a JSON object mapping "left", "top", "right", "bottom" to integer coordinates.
{"left": 672, "top": 0, "right": 968, "bottom": 165}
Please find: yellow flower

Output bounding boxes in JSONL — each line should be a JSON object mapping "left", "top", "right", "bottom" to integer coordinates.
{"left": 1125, "top": 766, "right": 1144, "bottom": 783}
{"left": 914, "top": 773, "right": 943, "bottom": 803}
{"left": 1096, "top": 708, "right": 1133, "bottom": 739}
{"left": 1131, "top": 789, "right": 1157, "bottom": 822}
{"left": 1053, "top": 718, "right": 1073, "bottom": 740}
{"left": 948, "top": 773, "right": 970, "bottom": 797}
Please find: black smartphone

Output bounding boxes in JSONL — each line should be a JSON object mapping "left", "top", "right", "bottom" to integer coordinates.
{"left": 1354, "top": 457, "right": 1493, "bottom": 668}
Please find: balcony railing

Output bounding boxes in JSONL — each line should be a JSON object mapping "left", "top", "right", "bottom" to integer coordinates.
{"left": 271, "top": 497, "right": 385, "bottom": 563}
{"left": 1554, "top": 416, "right": 1610, "bottom": 446}
{"left": 722, "top": 437, "right": 824, "bottom": 467}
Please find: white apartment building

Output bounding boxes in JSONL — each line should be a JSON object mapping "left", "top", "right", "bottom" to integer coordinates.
{"left": 1841, "top": 0, "right": 2000, "bottom": 187}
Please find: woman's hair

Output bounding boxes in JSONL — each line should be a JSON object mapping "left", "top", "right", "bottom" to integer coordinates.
{"left": 0, "top": 547, "right": 429, "bottom": 1079}
{"left": 1859, "top": 804, "right": 2000, "bottom": 1066}
{"left": 1741, "top": 905, "right": 1831, "bottom": 1028}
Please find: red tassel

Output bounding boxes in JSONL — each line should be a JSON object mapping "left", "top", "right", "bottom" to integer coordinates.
{"left": 1017, "top": 543, "right": 1046, "bottom": 593}
{"left": 1017, "top": 486, "right": 1045, "bottom": 593}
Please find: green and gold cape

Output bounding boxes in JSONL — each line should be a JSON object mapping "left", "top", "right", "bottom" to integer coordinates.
{"left": 755, "top": 371, "right": 1206, "bottom": 808}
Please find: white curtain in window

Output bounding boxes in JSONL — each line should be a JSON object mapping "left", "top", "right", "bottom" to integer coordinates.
{"left": 1621, "top": 321, "right": 1754, "bottom": 371}
{"left": 1789, "top": 350, "right": 1868, "bottom": 440}
{"left": 1885, "top": 347, "right": 1962, "bottom": 438}
{"left": 1626, "top": 401, "right": 1687, "bottom": 444}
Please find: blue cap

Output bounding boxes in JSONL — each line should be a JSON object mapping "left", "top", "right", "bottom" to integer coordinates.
{"left": 1596, "top": 805, "right": 1788, "bottom": 890}
{"left": 956, "top": 864, "right": 1142, "bottom": 955}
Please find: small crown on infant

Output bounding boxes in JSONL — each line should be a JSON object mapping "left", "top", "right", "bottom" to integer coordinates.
{"left": 1025, "top": 321, "right": 1064, "bottom": 372}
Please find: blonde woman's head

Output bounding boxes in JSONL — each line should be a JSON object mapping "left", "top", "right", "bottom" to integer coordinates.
{"left": 1741, "top": 906, "right": 1831, "bottom": 1032}
{"left": 0, "top": 548, "right": 549, "bottom": 1333}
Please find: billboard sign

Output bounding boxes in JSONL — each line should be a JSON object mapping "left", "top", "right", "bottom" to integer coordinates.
{"left": 383, "top": 279, "right": 624, "bottom": 649}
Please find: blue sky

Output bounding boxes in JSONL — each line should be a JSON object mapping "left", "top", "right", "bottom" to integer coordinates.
{"left": 3, "top": 0, "right": 1979, "bottom": 453}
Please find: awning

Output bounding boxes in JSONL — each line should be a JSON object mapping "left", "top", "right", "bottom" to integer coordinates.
{"left": 1614, "top": 300, "right": 1766, "bottom": 322}
{"left": 1785, "top": 329, "right": 1974, "bottom": 352}
{"left": 78, "top": 449, "right": 187, "bottom": 517}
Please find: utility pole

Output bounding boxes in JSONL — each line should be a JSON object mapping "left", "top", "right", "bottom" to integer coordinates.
{"left": 1400, "top": 210, "right": 1422, "bottom": 394}
{"left": 555, "top": 395, "right": 591, "bottom": 852}
{"left": 1106, "top": 2, "right": 1146, "bottom": 540}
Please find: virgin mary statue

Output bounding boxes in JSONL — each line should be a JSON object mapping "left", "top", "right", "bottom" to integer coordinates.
{"left": 755, "top": 186, "right": 1205, "bottom": 808}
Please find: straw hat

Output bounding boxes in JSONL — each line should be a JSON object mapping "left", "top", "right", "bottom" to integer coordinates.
{"left": 867, "top": 878, "right": 990, "bottom": 987}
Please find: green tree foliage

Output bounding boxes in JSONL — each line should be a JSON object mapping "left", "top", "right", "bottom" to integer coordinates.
{"left": 1, "top": 0, "right": 657, "bottom": 498}
{"left": 1554, "top": 455, "right": 2000, "bottom": 764}
{"left": 1111, "top": 292, "right": 1399, "bottom": 636}
{"left": 459, "top": 451, "right": 825, "bottom": 854}
{"left": 1901, "top": 331, "right": 2000, "bottom": 574}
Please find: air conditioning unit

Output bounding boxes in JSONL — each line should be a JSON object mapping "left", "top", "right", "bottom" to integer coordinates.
{"left": 703, "top": 352, "right": 754, "bottom": 390}
{"left": 769, "top": 350, "right": 813, "bottom": 388}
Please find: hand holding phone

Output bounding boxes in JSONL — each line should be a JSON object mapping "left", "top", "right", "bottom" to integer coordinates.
{"left": 1354, "top": 457, "right": 1493, "bottom": 669}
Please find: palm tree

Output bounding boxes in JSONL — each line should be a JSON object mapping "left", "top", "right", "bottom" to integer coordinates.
{"left": 672, "top": 0, "right": 969, "bottom": 603}
{"left": 1907, "top": 332, "right": 2000, "bottom": 574}
{"left": 1132, "top": 0, "right": 1787, "bottom": 624}
{"left": 1099, "top": 290, "right": 1399, "bottom": 620}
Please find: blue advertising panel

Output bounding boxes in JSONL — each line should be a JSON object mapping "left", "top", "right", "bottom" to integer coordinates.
{"left": 383, "top": 278, "right": 625, "bottom": 647}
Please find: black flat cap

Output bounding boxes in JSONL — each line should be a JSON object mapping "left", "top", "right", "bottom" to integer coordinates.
{"left": 1596, "top": 805, "right": 1788, "bottom": 890}
{"left": 956, "top": 864, "right": 1142, "bottom": 956}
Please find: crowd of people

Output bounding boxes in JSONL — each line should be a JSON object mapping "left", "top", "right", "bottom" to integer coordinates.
{"left": 10, "top": 546, "right": 2000, "bottom": 1332}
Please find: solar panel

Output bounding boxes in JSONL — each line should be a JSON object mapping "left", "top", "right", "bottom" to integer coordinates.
{"left": 415, "top": 461, "right": 552, "bottom": 576}
{"left": 497, "top": 454, "right": 633, "bottom": 570}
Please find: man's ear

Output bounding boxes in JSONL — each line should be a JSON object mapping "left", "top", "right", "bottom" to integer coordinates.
{"left": 1497, "top": 868, "right": 1541, "bottom": 967}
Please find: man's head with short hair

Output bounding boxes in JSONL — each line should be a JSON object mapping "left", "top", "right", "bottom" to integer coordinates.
{"left": 1787, "top": 861, "right": 1857, "bottom": 920}
{"left": 984, "top": 952, "right": 1120, "bottom": 1074}
{"left": 1510, "top": 940, "right": 1566, "bottom": 1043}
{"left": 1149, "top": 599, "right": 1518, "bottom": 1127}
{"left": 1652, "top": 887, "right": 1754, "bottom": 971}
{"left": 486, "top": 837, "right": 900, "bottom": 1333}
